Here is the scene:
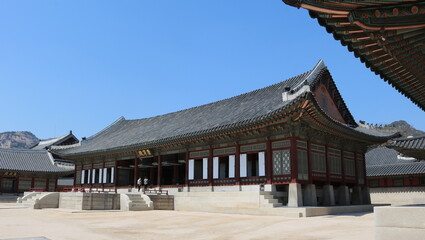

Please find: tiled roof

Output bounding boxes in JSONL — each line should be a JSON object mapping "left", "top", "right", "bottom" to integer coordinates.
{"left": 31, "top": 131, "right": 78, "bottom": 150}
{"left": 388, "top": 135, "right": 425, "bottom": 150}
{"left": 386, "top": 135, "right": 425, "bottom": 160}
{"left": 53, "top": 60, "right": 397, "bottom": 157}
{"left": 283, "top": 0, "right": 425, "bottom": 111}
{"left": 0, "top": 148, "right": 74, "bottom": 173}
{"left": 366, "top": 146, "right": 425, "bottom": 177}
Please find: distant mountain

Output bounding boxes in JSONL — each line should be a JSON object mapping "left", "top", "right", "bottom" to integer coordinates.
{"left": 358, "top": 120, "right": 424, "bottom": 138}
{"left": 0, "top": 131, "right": 39, "bottom": 149}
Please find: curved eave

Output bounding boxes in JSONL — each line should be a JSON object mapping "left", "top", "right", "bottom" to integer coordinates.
{"left": 282, "top": 0, "right": 425, "bottom": 111}
{"left": 311, "top": 12, "right": 425, "bottom": 111}
{"left": 300, "top": 92, "right": 400, "bottom": 143}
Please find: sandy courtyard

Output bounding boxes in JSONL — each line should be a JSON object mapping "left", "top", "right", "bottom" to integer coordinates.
{"left": 0, "top": 204, "right": 374, "bottom": 240}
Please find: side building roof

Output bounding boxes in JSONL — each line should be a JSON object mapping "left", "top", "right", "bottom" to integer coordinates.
{"left": 387, "top": 135, "right": 425, "bottom": 160}
{"left": 31, "top": 131, "right": 79, "bottom": 150}
{"left": 53, "top": 60, "right": 398, "bottom": 158}
{"left": 366, "top": 146, "right": 425, "bottom": 177}
{"left": 0, "top": 148, "right": 74, "bottom": 173}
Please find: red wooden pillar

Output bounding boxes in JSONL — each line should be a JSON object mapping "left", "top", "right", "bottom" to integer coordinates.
{"left": 208, "top": 148, "right": 213, "bottom": 186}
{"left": 173, "top": 165, "right": 179, "bottom": 185}
{"left": 46, "top": 178, "right": 49, "bottom": 192}
{"left": 266, "top": 138, "right": 273, "bottom": 184}
{"left": 235, "top": 142, "right": 240, "bottom": 185}
{"left": 15, "top": 176, "right": 20, "bottom": 193}
{"left": 133, "top": 157, "right": 139, "bottom": 188}
{"left": 73, "top": 164, "right": 77, "bottom": 187}
{"left": 54, "top": 178, "right": 58, "bottom": 192}
{"left": 341, "top": 149, "right": 346, "bottom": 184}
{"left": 354, "top": 152, "right": 358, "bottom": 185}
{"left": 362, "top": 153, "right": 367, "bottom": 186}
{"left": 157, "top": 155, "right": 162, "bottom": 187}
{"left": 114, "top": 160, "right": 118, "bottom": 188}
{"left": 307, "top": 139, "right": 312, "bottom": 183}
{"left": 185, "top": 151, "right": 189, "bottom": 186}
{"left": 290, "top": 137, "right": 298, "bottom": 182}
{"left": 31, "top": 177, "right": 35, "bottom": 189}
{"left": 0, "top": 175, "right": 2, "bottom": 192}
{"left": 102, "top": 161, "right": 105, "bottom": 191}
{"left": 150, "top": 167, "right": 155, "bottom": 185}
{"left": 325, "top": 145, "right": 330, "bottom": 183}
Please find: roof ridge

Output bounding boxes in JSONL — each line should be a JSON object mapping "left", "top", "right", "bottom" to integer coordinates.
{"left": 84, "top": 116, "right": 126, "bottom": 143}
{"left": 126, "top": 66, "right": 318, "bottom": 123}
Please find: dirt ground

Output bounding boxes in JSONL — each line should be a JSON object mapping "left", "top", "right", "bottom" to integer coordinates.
{"left": 0, "top": 204, "right": 374, "bottom": 240}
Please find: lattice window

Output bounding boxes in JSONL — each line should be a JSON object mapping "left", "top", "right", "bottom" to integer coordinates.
{"left": 311, "top": 152, "right": 326, "bottom": 173}
{"left": 393, "top": 177, "right": 404, "bottom": 186}
{"left": 273, "top": 149, "right": 291, "bottom": 175}
{"left": 329, "top": 155, "right": 341, "bottom": 174}
{"left": 357, "top": 162, "right": 365, "bottom": 184}
{"left": 344, "top": 158, "right": 355, "bottom": 176}
{"left": 297, "top": 150, "right": 308, "bottom": 180}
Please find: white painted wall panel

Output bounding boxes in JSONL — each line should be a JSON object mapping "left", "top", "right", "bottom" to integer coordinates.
{"left": 111, "top": 167, "right": 114, "bottom": 183}
{"left": 240, "top": 154, "right": 247, "bottom": 177}
{"left": 103, "top": 168, "right": 107, "bottom": 183}
{"left": 259, "top": 151, "right": 265, "bottom": 176}
{"left": 92, "top": 169, "right": 96, "bottom": 183}
{"left": 213, "top": 157, "right": 219, "bottom": 179}
{"left": 188, "top": 159, "right": 194, "bottom": 180}
{"left": 203, "top": 158, "right": 208, "bottom": 179}
{"left": 81, "top": 170, "right": 85, "bottom": 184}
{"left": 99, "top": 168, "right": 103, "bottom": 183}
{"left": 229, "top": 155, "right": 235, "bottom": 178}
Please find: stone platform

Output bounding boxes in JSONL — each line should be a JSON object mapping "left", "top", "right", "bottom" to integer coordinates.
{"left": 375, "top": 205, "right": 425, "bottom": 240}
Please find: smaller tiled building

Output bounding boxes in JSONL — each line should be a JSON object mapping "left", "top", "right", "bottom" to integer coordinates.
{"left": 0, "top": 132, "right": 77, "bottom": 194}
{"left": 366, "top": 135, "right": 425, "bottom": 204}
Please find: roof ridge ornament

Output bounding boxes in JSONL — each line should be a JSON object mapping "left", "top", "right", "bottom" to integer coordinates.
{"left": 282, "top": 85, "right": 310, "bottom": 102}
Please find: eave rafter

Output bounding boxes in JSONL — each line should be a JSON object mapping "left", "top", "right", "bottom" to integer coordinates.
{"left": 283, "top": 0, "right": 425, "bottom": 111}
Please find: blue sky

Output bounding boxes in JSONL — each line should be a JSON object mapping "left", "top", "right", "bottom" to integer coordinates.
{"left": 1, "top": 1, "right": 423, "bottom": 140}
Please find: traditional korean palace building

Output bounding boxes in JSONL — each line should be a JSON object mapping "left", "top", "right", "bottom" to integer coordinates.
{"left": 0, "top": 132, "right": 77, "bottom": 194}
{"left": 283, "top": 0, "right": 425, "bottom": 111}
{"left": 366, "top": 135, "right": 425, "bottom": 205}
{"left": 50, "top": 61, "right": 398, "bottom": 208}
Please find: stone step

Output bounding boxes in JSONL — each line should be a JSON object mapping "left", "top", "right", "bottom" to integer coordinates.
{"left": 267, "top": 199, "right": 280, "bottom": 204}
{"left": 263, "top": 195, "right": 275, "bottom": 199}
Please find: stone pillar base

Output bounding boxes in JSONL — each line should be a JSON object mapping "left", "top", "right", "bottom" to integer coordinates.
{"left": 337, "top": 185, "right": 350, "bottom": 205}
{"left": 323, "top": 184, "right": 335, "bottom": 206}
{"left": 288, "top": 183, "right": 303, "bottom": 207}
{"left": 303, "top": 184, "right": 317, "bottom": 206}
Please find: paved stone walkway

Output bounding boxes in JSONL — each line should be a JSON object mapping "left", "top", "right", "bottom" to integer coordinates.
{"left": 0, "top": 204, "right": 374, "bottom": 240}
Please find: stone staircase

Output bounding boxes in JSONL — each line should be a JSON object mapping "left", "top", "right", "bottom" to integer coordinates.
{"left": 18, "top": 192, "right": 44, "bottom": 207}
{"left": 260, "top": 191, "right": 284, "bottom": 208}
{"left": 120, "top": 193, "right": 153, "bottom": 211}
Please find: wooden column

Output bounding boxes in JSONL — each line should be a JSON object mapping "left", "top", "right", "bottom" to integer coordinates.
{"left": 150, "top": 167, "right": 155, "bottom": 185}
{"left": 54, "top": 178, "right": 58, "bottom": 192}
{"left": 185, "top": 151, "right": 189, "bottom": 186}
{"left": 114, "top": 160, "right": 118, "bottom": 188}
{"left": 173, "top": 165, "right": 179, "bottom": 185}
{"left": 266, "top": 138, "right": 273, "bottom": 184}
{"left": 290, "top": 137, "right": 298, "bottom": 182}
{"left": 0, "top": 175, "right": 2, "bottom": 192}
{"left": 157, "top": 155, "right": 162, "bottom": 187}
{"left": 46, "top": 178, "right": 49, "bottom": 192}
{"left": 31, "top": 177, "right": 35, "bottom": 189}
{"left": 73, "top": 163, "right": 77, "bottom": 187}
{"left": 133, "top": 157, "right": 139, "bottom": 188}
{"left": 325, "top": 145, "right": 330, "bottom": 183}
{"left": 15, "top": 176, "right": 19, "bottom": 193}
{"left": 102, "top": 161, "right": 105, "bottom": 191}
{"left": 362, "top": 152, "right": 367, "bottom": 186}
{"left": 341, "top": 149, "right": 346, "bottom": 184}
{"left": 354, "top": 152, "right": 358, "bottom": 185}
{"left": 307, "top": 139, "right": 312, "bottom": 183}
{"left": 208, "top": 148, "right": 213, "bottom": 186}
{"left": 235, "top": 142, "right": 240, "bottom": 185}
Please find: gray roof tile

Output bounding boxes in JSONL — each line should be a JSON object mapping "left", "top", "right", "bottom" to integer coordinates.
{"left": 54, "top": 61, "right": 397, "bottom": 157}
{"left": 0, "top": 148, "right": 74, "bottom": 173}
